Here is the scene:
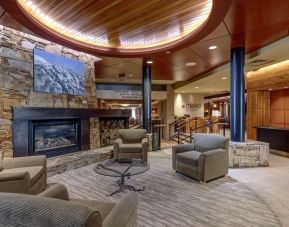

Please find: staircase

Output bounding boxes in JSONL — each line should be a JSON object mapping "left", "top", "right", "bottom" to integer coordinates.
{"left": 169, "top": 117, "right": 229, "bottom": 145}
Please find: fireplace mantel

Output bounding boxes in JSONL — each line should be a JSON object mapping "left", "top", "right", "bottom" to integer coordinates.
{"left": 13, "top": 107, "right": 131, "bottom": 157}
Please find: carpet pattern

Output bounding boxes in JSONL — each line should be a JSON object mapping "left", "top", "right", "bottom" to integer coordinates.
{"left": 49, "top": 150, "right": 281, "bottom": 227}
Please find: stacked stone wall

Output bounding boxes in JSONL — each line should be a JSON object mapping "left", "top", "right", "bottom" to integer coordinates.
{"left": 0, "top": 26, "right": 100, "bottom": 157}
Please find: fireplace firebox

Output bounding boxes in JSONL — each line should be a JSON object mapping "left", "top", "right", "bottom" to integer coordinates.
{"left": 28, "top": 119, "right": 81, "bottom": 157}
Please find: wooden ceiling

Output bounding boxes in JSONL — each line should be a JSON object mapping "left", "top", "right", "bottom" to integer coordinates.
{"left": 16, "top": 0, "right": 212, "bottom": 49}
{"left": 1, "top": 0, "right": 232, "bottom": 56}
{"left": 1, "top": 0, "right": 289, "bottom": 85}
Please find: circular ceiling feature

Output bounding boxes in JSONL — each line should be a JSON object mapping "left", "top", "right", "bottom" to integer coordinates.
{"left": 2, "top": 0, "right": 232, "bottom": 56}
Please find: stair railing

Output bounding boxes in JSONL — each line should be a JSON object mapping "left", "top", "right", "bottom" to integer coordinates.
{"left": 176, "top": 118, "right": 229, "bottom": 145}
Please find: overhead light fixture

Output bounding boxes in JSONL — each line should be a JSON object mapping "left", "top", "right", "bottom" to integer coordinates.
{"left": 210, "top": 91, "right": 214, "bottom": 93}
{"left": 165, "top": 51, "right": 171, "bottom": 54}
{"left": 285, "top": 86, "right": 288, "bottom": 89}
{"left": 269, "top": 89, "right": 272, "bottom": 91}
{"left": 195, "top": 86, "right": 199, "bottom": 88}
{"left": 185, "top": 62, "right": 197, "bottom": 67}
{"left": 147, "top": 60, "right": 153, "bottom": 64}
{"left": 209, "top": 45, "right": 217, "bottom": 50}
{"left": 222, "top": 77, "right": 227, "bottom": 80}
{"left": 121, "top": 104, "right": 129, "bottom": 107}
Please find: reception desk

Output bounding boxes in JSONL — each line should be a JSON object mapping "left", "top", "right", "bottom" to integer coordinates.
{"left": 256, "top": 127, "right": 289, "bottom": 153}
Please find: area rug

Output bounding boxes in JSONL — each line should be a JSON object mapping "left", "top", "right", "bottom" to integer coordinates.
{"left": 49, "top": 149, "right": 281, "bottom": 227}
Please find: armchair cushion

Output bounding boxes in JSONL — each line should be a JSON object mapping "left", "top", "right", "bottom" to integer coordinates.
{"left": 119, "top": 129, "right": 147, "bottom": 143}
{"left": 176, "top": 151, "right": 201, "bottom": 166}
{"left": 119, "top": 144, "right": 143, "bottom": 153}
{"left": 194, "top": 133, "right": 229, "bottom": 152}
{"left": 2, "top": 166, "right": 44, "bottom": 185}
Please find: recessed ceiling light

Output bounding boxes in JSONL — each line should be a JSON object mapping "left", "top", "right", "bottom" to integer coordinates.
{"left": 195, "top": 86, "right": 199, "bottom": 88}
{"left": 222, "top": 77, "right": 227, "bottom": 80}
{"left": 209, "top": 45, "right": 217, "bottom": 50}
{"left": 147, "top": 60, "right": 153, "bottom": 64}
{"left": 269, "top": 89, "right": 272, "bottom": 91}
{"left": 185, "top": 62, "right": 197, "bottom": 67}
{"left": 285, "top": 86, "right": 288, "bottom": 88}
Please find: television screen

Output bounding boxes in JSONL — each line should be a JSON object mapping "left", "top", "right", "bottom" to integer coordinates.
{"left": 33, "top": 48, "right": 85, "bottom": 96}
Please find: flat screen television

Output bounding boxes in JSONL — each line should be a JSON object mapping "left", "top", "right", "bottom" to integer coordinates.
{"left": 33, "top": 48, "right": 85, "bottom": 96}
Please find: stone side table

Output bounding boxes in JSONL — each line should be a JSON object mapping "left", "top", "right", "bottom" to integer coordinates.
{"left": 229, "top": 141, "right": 270, "bottom": 168}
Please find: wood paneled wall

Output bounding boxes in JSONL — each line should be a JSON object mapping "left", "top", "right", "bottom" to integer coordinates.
{"left": 270, "top": 89, "right": 289, "bottom": 128}
{"left": 246, "top": 91, "right": 270, "bottom": 140}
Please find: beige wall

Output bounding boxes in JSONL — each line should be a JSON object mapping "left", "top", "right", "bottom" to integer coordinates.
{"left": 174, "top": 93, "right": 204, "bottom": 117}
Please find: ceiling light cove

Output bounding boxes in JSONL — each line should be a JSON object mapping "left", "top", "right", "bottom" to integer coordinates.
{"left": 9, "top": 0, "right": 232, "bottom": 56}
{"left": 222, "top": 77, "right": 227, "bottom": 80}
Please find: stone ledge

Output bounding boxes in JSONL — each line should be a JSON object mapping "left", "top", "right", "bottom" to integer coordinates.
{"left": 47, "top": 146, "right": 113, "bottom": 177}
{"left": 229, "top": 140, "right": 269, "bottom": 168}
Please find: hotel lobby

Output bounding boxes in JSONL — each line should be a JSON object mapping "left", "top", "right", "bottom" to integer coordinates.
{"left": 0, "top": 0, "right": 289, "bottom": 226}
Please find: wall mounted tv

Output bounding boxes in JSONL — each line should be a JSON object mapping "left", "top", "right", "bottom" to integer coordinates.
{"left": 33, "top": 48, "right": 85, "bottom": 96}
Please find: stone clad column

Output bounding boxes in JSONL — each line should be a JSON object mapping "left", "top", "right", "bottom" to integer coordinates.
{"left": 142, "top": 62, "right": 152, "bottom": 133}
{"left": 230, "top": 47, "right": 245, "bottom": 142}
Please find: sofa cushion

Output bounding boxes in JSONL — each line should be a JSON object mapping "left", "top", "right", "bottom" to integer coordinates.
{"left": 119, "top": 144, "right": 142, "bottom": 153}
{"left": 194, "top": 133, "right": 229, "bottom": 152}
{"left": 70, "top": 199, "right": 116, "bottom": 221}
{"left": 176, "top": 151, "right": 201, "bottom": 167}
{"left": 2, "top": 166, "right": 44, "bottom": 185}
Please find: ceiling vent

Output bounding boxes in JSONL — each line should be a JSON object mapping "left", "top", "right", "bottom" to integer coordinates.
{"left": 248, "top": 59, "right": 275, "bottom": 66}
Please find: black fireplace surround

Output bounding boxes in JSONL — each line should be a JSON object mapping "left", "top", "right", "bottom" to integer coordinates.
{"left": 13, "top": 107, "right": 130, "bottom": 157}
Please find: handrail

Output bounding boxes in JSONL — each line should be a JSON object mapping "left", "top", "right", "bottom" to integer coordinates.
{"left": 176, "top": 120, "right": 228, "bottom": 145}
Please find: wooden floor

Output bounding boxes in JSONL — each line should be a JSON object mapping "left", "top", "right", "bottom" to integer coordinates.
{"left": 49, "top": 149, "right": 282, "bottom": 227}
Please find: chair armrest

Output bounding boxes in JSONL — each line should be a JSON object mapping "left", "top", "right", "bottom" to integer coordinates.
{"left": 0, "top": 193, "right": 101, "bottom": 227}
{"left": 39, "top": 183, "right": 69, "bottom": 200}
{"left": 103, "top": 192, "right": 138, "bottom": 227}
{"left": 3, "top": 155, "right": 46, "bottom": 169}
{"left": 142, "top": 138, "right": 149, "bottom": 162}
{"left": 113, "top": 139, "right": 122, "bottom": 159}
{"left": 172, "top": 143, "right": 195, "bottom": 169}
{"left": 0, "top": 171, "right": 30, "bottom": 194}
{"left": 198, "top": 149, "right": 229, "bottom": 182}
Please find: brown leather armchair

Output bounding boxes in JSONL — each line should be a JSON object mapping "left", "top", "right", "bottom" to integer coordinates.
{"left": 0, "top": 155, "right": 47, "bottom": 194}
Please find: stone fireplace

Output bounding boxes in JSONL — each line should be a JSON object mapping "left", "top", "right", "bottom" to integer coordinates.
{"left": 12, "top": 107, "right": 130, "bottom": 158}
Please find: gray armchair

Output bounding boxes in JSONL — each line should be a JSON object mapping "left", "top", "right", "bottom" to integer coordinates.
{"left": 172, "top": 133, "right": 229, "bottom": 182}
{"left": 0, "top": 183, "right": 138, "bottom": 227}
{"left": 0, "top": 155, "right": 47, "bottom": 195}
{"left": 114, "top": 129, "right": 148, "bottom": 162}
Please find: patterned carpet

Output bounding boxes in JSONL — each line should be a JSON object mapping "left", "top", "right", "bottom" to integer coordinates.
{"left": 49, "top": 149, "right": 281, "bottom": 227}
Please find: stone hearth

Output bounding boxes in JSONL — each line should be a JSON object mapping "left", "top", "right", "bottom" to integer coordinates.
{"left": 47, "top": 146, "right": 113, "bottom": 176}
{"left": 229, "top": 141, "right": 270, "bottom": 167}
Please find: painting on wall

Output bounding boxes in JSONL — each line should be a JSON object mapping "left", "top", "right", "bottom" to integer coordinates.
{"left": 33, "top": 48, "right": 85, "bottom": 95}
{"left": 99, "top": 118, "right": 127, "bottom": 147}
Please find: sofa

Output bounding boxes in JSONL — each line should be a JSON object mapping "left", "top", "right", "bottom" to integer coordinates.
{"left": 0, "top": 155, "right": 47, "bottom": 194}
{"left": 172, "top": 133, "right": 229, "bottom": 182}
{"left": 0, "top": 183, "right": 138, "bottom": 227}
{"left": 114, "top": 129, "right": 149, "bottom": 162}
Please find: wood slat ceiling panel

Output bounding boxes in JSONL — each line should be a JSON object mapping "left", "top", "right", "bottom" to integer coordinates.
{"left": 18, "top": 0, "right": 212, "bottom": 48}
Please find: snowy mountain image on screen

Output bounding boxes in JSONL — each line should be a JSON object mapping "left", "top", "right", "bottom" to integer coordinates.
{"left": 33, "top": 48, "right": 85, "bottom": 96}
